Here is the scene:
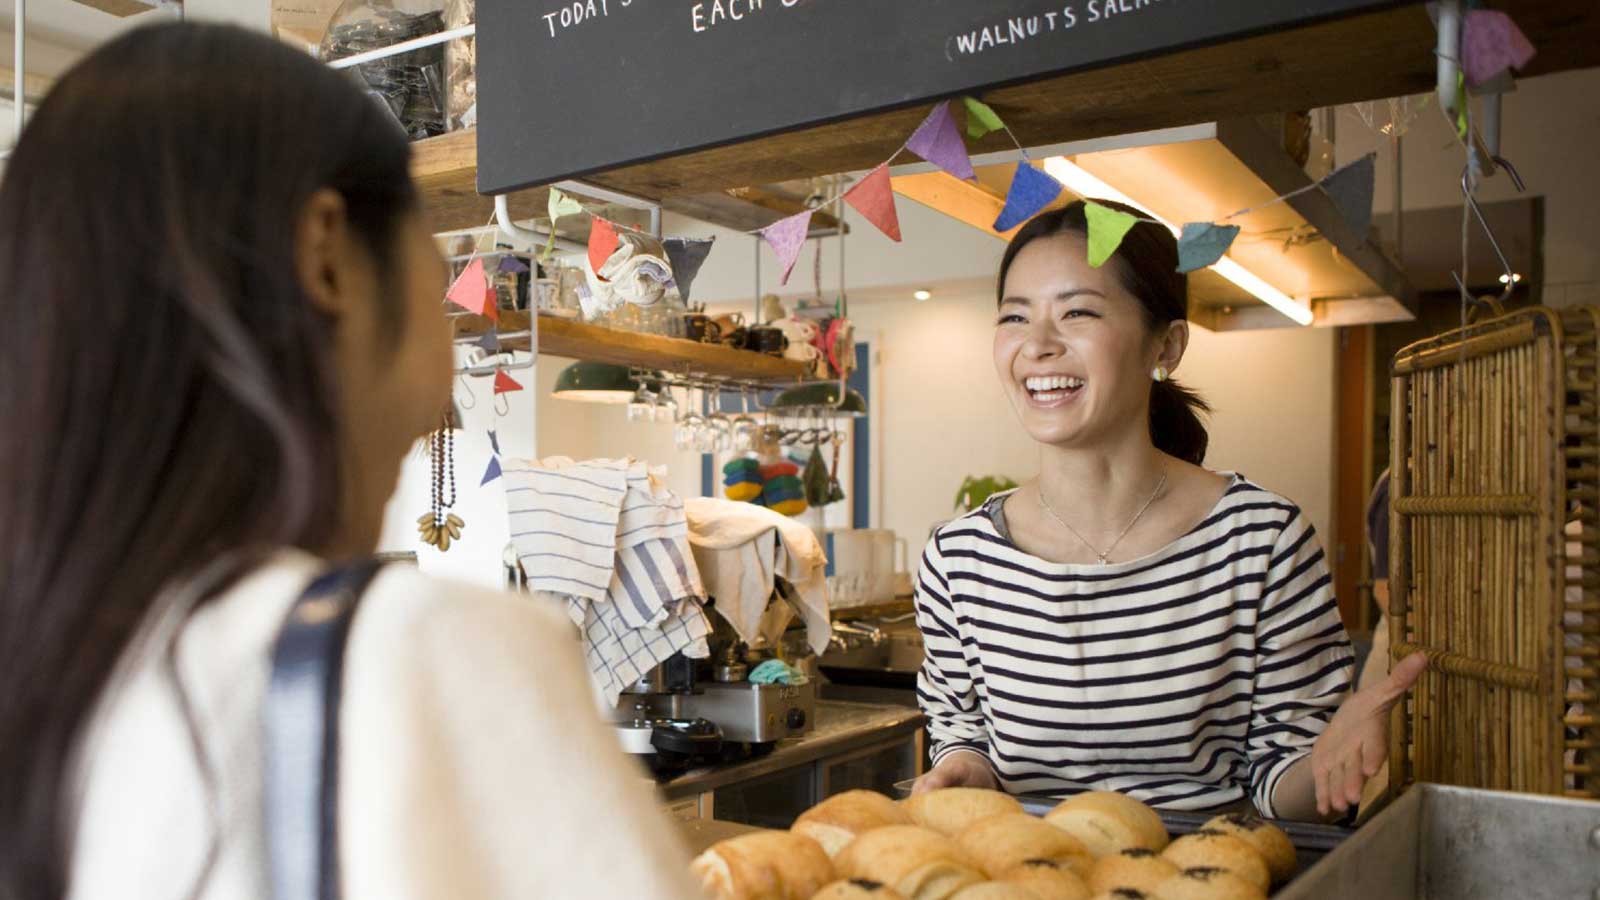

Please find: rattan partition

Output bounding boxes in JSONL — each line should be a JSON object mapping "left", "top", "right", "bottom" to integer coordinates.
{"left": 1388, "top": 306, "right": 1600, "bottom": 799}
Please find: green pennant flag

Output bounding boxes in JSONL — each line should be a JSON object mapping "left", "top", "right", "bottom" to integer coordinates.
{"left": 963, "top": 96, "right": 1005, "bottom": 140}
{"left": 542, "top": 187, "right": 587, "bottom": 261}
{"left": 1084, "top": 201, "right": 1140, "bottom": 268}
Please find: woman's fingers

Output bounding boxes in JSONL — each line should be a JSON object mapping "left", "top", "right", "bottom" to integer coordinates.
{"left": 1342, "top": 754, "right": 1366, "bottom": 808}
{"left": 1361, "top": 727, "right": 1387, "bottom": 777}
{"left": 1380, "top": 652, "right": 1429, "bottom": 706}
{"left": 1313, "top": 757, "right": 1331, "bottom": 816}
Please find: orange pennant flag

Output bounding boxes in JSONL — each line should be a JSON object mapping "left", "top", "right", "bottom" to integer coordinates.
{"left": 445, "top": 257, "right": 488, "bottom": 314}
{"left": 483, "top": 283, "right": 500, "bottom": 322}
{"left": 588, "top": 217, "right": 620, "bottom": 276}
{"left": 843, "top": 164, "right": 902, "bottom": 242}
{"left": 493, "top": 369, "right": 524, "bottom": 394}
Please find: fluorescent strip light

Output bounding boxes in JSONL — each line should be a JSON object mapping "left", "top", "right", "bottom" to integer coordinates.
{"left": 1040, "top": 156, "right": 1315, "bottom": 327}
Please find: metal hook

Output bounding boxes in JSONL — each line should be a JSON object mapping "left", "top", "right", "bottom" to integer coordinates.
{"left": 1454, "top": 156, "right": 1526, "bottom": 311}
{"left": 456, "top": 371, "right": 478, "bottom": 409}
{"left": 494, "top": 392, "right": 511, "bottom": 416}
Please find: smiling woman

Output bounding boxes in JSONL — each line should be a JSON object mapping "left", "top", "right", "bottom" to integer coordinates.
{"left": 909, "top": 200, "right": 1427, "bottom": 824}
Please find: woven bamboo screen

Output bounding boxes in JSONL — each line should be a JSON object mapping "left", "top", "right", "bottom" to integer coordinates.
{"left": 1388, "top": 306, "right": 1600, "bottom": 799}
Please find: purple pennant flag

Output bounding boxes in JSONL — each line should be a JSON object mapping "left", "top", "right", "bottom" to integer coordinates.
{"left": 759, "top": 209, "right": 814, "bottom": 285}
{"left": 1463, "top": 10, "right": 1536, "bottom": 87}
{"left": 992, "top": 162, "right": 1063, "bottom": 232}
{"left": 906, "top": 102, "right": 975, "bottom": 182}
{"left": 1321, "top": 153, "right": 1377, "bottom": 239}
{"left": 663, "top": 237, "right": 715, "bottom": 302}
{"left": 481, "top": 455, "right": 503, "bottom": 486}
{"left": 497, "top": 254, "right": 531, "bottom": 275}
{"left": 475, "top": 328, "right": 499, "bottom": 354}
{"left": 487, "top": 429, "right": 500, "bottom": 456}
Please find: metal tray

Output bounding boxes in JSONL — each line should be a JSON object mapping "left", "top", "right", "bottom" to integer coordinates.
{"left": 1276, "top": 784, "right": 1600, "bottom": 899}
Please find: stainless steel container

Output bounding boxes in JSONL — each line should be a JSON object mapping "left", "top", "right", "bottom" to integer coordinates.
{"left": 1277, "top": 784, "right": 1600, "bottom": 899}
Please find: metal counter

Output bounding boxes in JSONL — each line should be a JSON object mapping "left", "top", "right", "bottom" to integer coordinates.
{"left": 660, "top": 699, "right": 923, "bottom": 804}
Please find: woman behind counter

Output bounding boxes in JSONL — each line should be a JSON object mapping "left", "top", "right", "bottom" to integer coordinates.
{"left": 0, "top": 23, "right": 698, "bottom": 900}
{"left": 911, "top": 202, "right": 1425, "bottom": 821}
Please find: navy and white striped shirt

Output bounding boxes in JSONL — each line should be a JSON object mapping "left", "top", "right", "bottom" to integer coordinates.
{"left": 914, "top": 475, "right": 1353, "bottom": 816}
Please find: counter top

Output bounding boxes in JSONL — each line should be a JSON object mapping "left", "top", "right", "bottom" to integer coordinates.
{"left": 660, "top": 699, "right": 923, "bottom": 801}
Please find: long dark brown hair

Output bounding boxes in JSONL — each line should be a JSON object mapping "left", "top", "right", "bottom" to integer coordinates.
{"left": 996, "top": 200, "right": 1211, "bottom": 464}
{"left": 0, "top": 22, "right": 416, "bottom": 897}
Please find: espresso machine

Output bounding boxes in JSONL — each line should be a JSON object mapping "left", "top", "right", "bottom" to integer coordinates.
{"left": 612, "top": 596, "right": 819, "bottom": 776}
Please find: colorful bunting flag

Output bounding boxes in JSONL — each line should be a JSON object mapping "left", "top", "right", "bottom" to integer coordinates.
{"left": 759, "top": 209, "right": 814, "bottom": 285}
{"left": 497, "top": 254, "right": 530, "bottom": 275}
{"left": 1175, "top": 222, "right": 1242, "bottom": 274}
{"left": 906, "top": 101, "right": 974, "bottom": 181}
{"left": 475, "top": 328, "right": 500, "bottom": 354}
{"left": 493, "top": 368, "right": 524, "bottom": 394}
{"left": 481, "top": 455, "right": 503, "bottom": 486}
{"left": 992, "top": 162, "right": 1063, "bottom": 233}
{"left": 1084, "top": 202, "right": 1140, "bottom": 268}
{"left": 1321, "top": 153, "right": 1377, "bottom": 239}
{"left": 587, "top": 217, "right": 620, "bottom": 276}
{"left": 549, "top": 186, "right": 584, "bottom": 221}
{"left": 963, "top": 96, "right": 1005, "bottom": 140}
{"left": 483, "top": 283, "right": 500, "bottom": 322}
{"left": 663, "top": 237, "right": 715, "bottom": 302}
{"left": 445, "top": 257, "right": 489, "bottom": 315}
{"left": 1463, "top": 10, "right": 1536, "bottom": 87}
{"left": 843, "top": 164, "right": 902, "bottom": 242}
{"left": 487, "top": 429, "right": 500, "bottom": 456}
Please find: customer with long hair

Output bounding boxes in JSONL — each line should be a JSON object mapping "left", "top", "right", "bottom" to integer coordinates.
{"left": 0, "top": 23, "right": 697, "bottom": 899}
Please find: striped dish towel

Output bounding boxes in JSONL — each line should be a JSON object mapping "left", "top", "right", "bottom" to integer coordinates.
{"left": 617, "top": 461, "right": 688, "bottom": 548}
{"left": 563, "top": 591, "right": 712, "bottom": 707}
{"left": 505, "top": 457, "right": 629, "bottom": 602}
{"left": 610, "top": 537, "right": 704, "bottom": 630}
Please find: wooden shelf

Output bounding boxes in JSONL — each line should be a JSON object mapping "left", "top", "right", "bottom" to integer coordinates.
{"left": 412, "top": 1, "right": 1597, "bottom": 236}
{"left": 66, "top": 0, "right": 164, "bottom": 15}
{"left": 454, "top": 311, "right": 812, "bottom": 383}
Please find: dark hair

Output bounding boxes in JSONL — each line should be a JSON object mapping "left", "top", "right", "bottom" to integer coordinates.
{"left": 0, "top": 23, "right": 416, "bottom": 897}
{"left": 996, "top": 200, "right": 1210, "bottom": 464}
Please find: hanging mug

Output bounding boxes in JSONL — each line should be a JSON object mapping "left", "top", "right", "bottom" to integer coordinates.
{"left": 744, "top": 327, "right": 787, "bottom": 356}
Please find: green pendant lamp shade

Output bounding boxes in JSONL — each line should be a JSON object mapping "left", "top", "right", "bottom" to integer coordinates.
{"left": 770, "top": 382, "right": 867, "bottom": 417}
{"left": 552, "top": 362, "right": 642, "bottom": 404}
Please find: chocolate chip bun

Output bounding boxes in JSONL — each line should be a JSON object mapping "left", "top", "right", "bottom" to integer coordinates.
{"left": 1154, "top": 866, "right": 1269, "bottom": 900}
{"left": 1044, "top": 792, "right": 1170, "bottom": 857}
{"left": 903, "top": 788, "right": 1026, "bottom": 838}
{"left": 834, "top": 825, "right": 986, "bottom": 900}
{"left": 956, "top": 813, "right": 1094, "bottom": 878}
{"left": 1088, "top": 848, "right": 1180, "bottom": 895}
{"left": 812, "top": 879, "right": 911, "bottom": 900}
{"left": 995, "top": 859, "right": 1094, "bottom": 900}
{"left": 1200, "top": 814, "right": 1296, "bottom": 885}
{"left": 1160, "top": 831, "right": 1269, "bottom": 894}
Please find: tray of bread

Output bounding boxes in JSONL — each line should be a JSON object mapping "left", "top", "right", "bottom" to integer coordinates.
{"left": 690, "top": 786, "right": 1351, "bottom": 900}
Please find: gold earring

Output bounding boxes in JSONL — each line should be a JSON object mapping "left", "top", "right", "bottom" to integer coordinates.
{"left": 1152, "top": 366, "right": 1169, "bottom": 383}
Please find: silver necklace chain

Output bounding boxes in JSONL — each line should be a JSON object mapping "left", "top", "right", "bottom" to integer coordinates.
{"left": 1038, "top": 468, "right": 1168, "bottom": 565}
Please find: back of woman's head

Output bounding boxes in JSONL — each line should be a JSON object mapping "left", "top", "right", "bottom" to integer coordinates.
{"left": 0, "top": 22, "right": 415, "bottom": 896}
{"left": 996, "top": 200, "right": 1210, "bottom": 464}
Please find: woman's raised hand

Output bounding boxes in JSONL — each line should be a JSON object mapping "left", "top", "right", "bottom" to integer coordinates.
{"left": 1310, "top": 651, "right": 1428, "bottom": 816}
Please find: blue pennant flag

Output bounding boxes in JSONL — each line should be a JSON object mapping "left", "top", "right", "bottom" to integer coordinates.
{"left": 993, "top": 162, "right": 1063, "bottom": 233}
{"left": 1176, "top": 222, "right": 1242, "bottom": 273}
{"left": 476, "top": 328, "right": 500, "bottom": 354}
{"left": 480, "top": 455, "right": 503, "bottom": 486}
{"left": 1321, "top": 153, "right": 1377, "bottom": 239}
{"left": 497, "top": 254, "right": 531, "bottom": 275}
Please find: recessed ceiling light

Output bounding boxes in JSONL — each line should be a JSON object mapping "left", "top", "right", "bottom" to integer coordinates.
{"left": 913, "top": 289, "right": 932, "bottom": 302}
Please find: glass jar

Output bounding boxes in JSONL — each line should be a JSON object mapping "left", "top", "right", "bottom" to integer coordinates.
{"left": 321, "top": 0, "right": 449, "bottom": 141}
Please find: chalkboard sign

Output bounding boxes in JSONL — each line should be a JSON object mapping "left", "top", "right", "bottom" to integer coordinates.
{"left": 477, "top": 0, "right": 1406, "bottom": 196}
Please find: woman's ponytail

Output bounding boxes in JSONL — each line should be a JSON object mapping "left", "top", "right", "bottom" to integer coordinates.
{"left": 1150, "top": 378, "right": 1210, "bottom": 465}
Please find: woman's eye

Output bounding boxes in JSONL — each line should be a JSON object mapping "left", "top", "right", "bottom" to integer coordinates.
{"left": 997, "top": 313, "right": 1025, "bottom": 325}
{"left": 1063, "top": 309, "right": 1098, "bottom": 320}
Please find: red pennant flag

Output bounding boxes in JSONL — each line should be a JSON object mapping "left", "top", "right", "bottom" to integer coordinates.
{"left": 445, "top": 257, "right": 488, "bottom": 314}
{"left": 483, "top": 283, "right": 500, "bottom": 322}
{"left": 843, "top": 164, "right": 902, "bottom": 243}
{"left": 588, "top": 217, "right": 620, "bottom": 276}
{"left": 493, "top": 369, "right": 524, "bottom": 394}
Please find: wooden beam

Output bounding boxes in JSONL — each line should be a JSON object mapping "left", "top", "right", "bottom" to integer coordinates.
{"left": 890, "top": 172, "right": 1015, "bottom": 240}
{"left": 454, "top": 311, "right": 812, "bottom": 383}
{"left": 65, "top": 0, "right": 163, "bottom": 16}
{"left": 0, "top": 66, "right": 52, "bottom": 106}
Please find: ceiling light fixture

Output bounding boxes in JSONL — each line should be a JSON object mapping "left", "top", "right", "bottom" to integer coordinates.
{"left": 1499, "top": 273, "right": 1522, "bottom": 285}
{"left": 1040, "top": 156, "right": 1316, "bottom": 327}
{"left": 913, "top": 289, "right": 933, "bottom": 301}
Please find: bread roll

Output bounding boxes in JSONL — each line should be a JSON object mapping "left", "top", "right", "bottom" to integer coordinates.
{"left": 1087, "top": 848, "right": 1180, "bottom": 895}
{"left": 995, "top": 859, "right": 1094, "bottom": 900}
{"left": 1086, "top": 891, "right": 1154, "bottom": 900}
{"left": 1155, "top": 867, "right": 1268, "bottom": 900}
{"left": 903, "top": 788, "right": 1025, "bottom": 837}
{"left": 1044, "top": 792, "right": 1169, "bottom": 857}
{"left": 812, "top": 879, "right": 911, "bottom": 900}
{"left": 955, "top": 813, "right": 1093, "bottom": 878}
{"left": 1200, "top": 814, "right": 1296, "bottom": 885}
{"left": 693, "top": 831, "right": 835, "bottom": 900}
{"left": 835, "top": 825, "right": 986, "bottom": 900}
{"left": 1159, "top": 831, "right": 1268, "bottom": 894}
{"left": 796, "top": 790, "right": 917, "bottom": 857}
{"left": 947, "top": 884, "right": 1044, "bottom": 900}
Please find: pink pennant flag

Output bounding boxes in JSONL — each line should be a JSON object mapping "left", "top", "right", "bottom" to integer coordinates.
{"left": 760, "top": 209, "right": 814, "bottom": 285}
{"left": 906, "top": 102, "right": 975, "bottom": 181}
{"left": 493, "top": 369, "right": 524, "bottom": 394}
{"left": 1463, "top": 10, "right": 1536, "bottom": 86}
{"left": 844, "top": 164, "right": 902, "bottom": 242}
{"left": 445, "top": 258, "right": 488, "bottom": 314}
{"left": 588, "top": 217, "right": 620, "bottom": 277}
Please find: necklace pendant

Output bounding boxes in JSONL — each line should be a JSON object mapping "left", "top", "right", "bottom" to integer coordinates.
{"left": 1096, "top": 555, "right": 1108, "bottom": 565}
